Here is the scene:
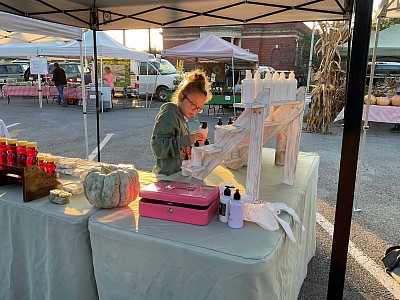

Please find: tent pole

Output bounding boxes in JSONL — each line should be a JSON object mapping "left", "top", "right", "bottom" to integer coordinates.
{"left": 79, "top": 37, "right": 89, "bottom": 159}
{"left": 306, "top": 22, "right": 316, "bottom": 94}
{"left": 38, "top": 71, "right": 42, "bottom": 108}
{"left": 354, "top": 16, "right": 382, "bottom": 212}
{"left": 232, "top": 57, "right": 236, "bottom": 117}
{"left": 93, "top": 29, "right": 101, "bottom": 162}
{"left": 101, "top": 56, "right": 104, "bottom": 113}
{"left": 327, "top": 0, "right": 374, "bottom": 299}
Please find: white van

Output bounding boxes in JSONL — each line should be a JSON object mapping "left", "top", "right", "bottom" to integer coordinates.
{"left": 130, "top": 58, "right": 177, "bottom": 101}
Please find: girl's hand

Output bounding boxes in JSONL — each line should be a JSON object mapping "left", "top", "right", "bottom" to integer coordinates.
{"left": 189, "top": 131, "right": 206, "bottom": 144}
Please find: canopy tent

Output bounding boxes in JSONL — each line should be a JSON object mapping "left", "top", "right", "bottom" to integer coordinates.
{"left": 39, "top": 30, "right": 148, "bottom": 61}
{"left": 0, "top": 1, "right": 379, "bottom": 299}
{"left": 0, "top": 41, "right": 65, "bottom": 58}
{"left": 340, "top": 24, "right": 400, "bottom": 59}
{"left": 0, "top": 11, "right": 81, "bottom": 44}
{"left": 162, "top": 34, "right": 259, "bottom": 114}
{"left": 162, "top": 35, "right": 258, "bottom": 63}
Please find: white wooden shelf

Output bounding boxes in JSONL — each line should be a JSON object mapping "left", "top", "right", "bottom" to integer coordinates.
{"left": 234, "top": 103, "right": 266, "bottom": 109}
{"left": 197, "top": 145, "right": 222, "bottom": 154}
{"left": 215, "top": 124, "right": 243, "bottom": 132}
{"left": 181, "top": 164, "right": 206, "bottom": 173}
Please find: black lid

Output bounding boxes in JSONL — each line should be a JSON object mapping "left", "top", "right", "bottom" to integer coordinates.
{"left": 184, "top": 153, "right": 189, "bottom": 160}
{"left": 194, "top": 140, "right": 200, "bottom": 147}
{"left": 233, "top": 189, "right": 241, "bottom": 200}
{"left": 216, "top": 117, "right": 223, "bottom": 125}
{"left": 201, "top": 122, "right": 208, "bottom": 129}
{"left": 228, "top": 117, "right": 233, "bottom": 124}
{"left": 223, "top": 186, "right": 232, "bottom": 196}
{"left": 204, "top": 138, "right": 210, "bottom": 145}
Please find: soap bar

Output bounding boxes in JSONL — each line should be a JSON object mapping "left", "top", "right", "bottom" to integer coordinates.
{"left": 62, "top": 182, "right": 84, "bottom": 194}
{"left": 48, "top": 189, "right": 72, "bottom": 204}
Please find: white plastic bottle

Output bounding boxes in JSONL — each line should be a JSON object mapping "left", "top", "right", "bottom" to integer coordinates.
{"left": 287, "top": 71, "right": 297, "bottom": 101}
{"left": 181, "top": 153, "right": 190, "bottom": 176}
{"left": 198, "top": 122, "right": 208, "bottom": 142}
{"left": 228, "top": 189, "right": 244, "bottom": 229}
{"left": 253, "top": 69, "right": 264, "bottom": 102}
{"left": 263, "top": 71, "right": 273, "bottom": 100}
{"left": 214, "top": 117, "right": 223, "bottom": 144}
{"left": 271, "top": 72, "right": 280, "bottom": 104}
{"left": 241, "top": 70, "right": 254, "bottom": 104}
{"left": 219, "top": 186, "right": 232, "bottom": 223}
{"left": 191, "top": 140, "right": 202, "bottom": 167}
{"left": 277, "top": 71, "right": 287, "bottom": 101}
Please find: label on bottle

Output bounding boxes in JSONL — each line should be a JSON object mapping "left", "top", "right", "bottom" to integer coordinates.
{"left": 219, "top": 202, "right": 226, "bottom": 216}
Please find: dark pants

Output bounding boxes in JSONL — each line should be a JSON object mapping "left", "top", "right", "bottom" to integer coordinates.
{"left": 56, "top": 85, "right": 66, "bottom": 105}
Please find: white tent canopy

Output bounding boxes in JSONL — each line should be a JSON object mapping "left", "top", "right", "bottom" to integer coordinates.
{"left": 39, "top": 30, "right": 148, "bottom": 61}
{"left": 0, "top": 11, "right": 81, "bottom": 44}
{"left": 162, "top": 35, "right": 258, "bottom": 63}
{"left": 0, "top": 41, "right": 65, "bottom": 58}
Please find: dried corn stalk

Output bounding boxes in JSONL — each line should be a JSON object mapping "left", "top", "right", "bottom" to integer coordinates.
{"left": 306, "top": 21, "right": 350, "bottom": 133}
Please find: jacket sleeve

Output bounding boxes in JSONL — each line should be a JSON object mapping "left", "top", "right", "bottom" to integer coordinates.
{"left": 151, "top": 110, "right": 190, "bottom": 159}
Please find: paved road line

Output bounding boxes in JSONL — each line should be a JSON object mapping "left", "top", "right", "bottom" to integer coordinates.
{"left": 316, "top": 213, "right": 400, "bottom": 299}
{"left": 88, "top": 133, "right": 114, "bottom": 161}
{"left": 6, "top": 123, "right": 20, "bottom": 128}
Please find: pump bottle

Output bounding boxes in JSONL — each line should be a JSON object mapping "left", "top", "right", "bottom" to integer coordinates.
{"left": 287, "top": 71, "right": 297, "bottom": 101}
{"left": 181, "top": 153, "right": 190, "bottom": 176}
{"left": 219, "top": 186, "right": 233, "bottom": 223}
{"left": 241, "top": 70, "right": 254, "bottom": 104}
{"left": 228, "top": 189, "right": 244, "bottom": 229}
{"left": 191, "top": 140, "right": 202, "bottom": 167}
{"left": 214, "top": 118, "right": 223, "bottom": 144}
{"left": 198, "top": 122, "right": 208, "bottom": 143}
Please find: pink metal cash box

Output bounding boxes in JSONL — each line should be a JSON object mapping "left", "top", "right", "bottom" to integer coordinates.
{"left": 139, "top": 180, "right": 220, "bottom": 226}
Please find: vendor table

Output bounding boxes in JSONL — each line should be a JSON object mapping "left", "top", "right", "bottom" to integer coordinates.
{"left": 334, "top": 104, "right": 400, "bottom": 124}
{"left": 89, "top": 149, "right": 319, "bottom": 300}
{"left": 0, "top": 175, "right": 99, "bottom": 300}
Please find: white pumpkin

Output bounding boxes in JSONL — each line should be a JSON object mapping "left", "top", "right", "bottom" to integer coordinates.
{"left": 83, "top": 164, "right": 140, "bottom": 208}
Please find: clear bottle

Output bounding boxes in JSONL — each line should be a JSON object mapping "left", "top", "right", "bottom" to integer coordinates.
{"left": 16, "top": 140, "right": 27, "bottom": 167}
{"left": 287, "top": 71, "right": 297, "bottom": 101}
{"left": 26, "top": 142, "right": 38, "bottom": 167}
{"left": 0, "top": 137, "right": 7, "bottom": 165}
{"left": 277, "top": 71, "right": 287, "bottom": 101}
{"left": 241, "top": 70, "right": 254, "bottom": 104}
{"left": 253, "top": 69, "right": 264, "bottom": 101}
{"left": 45, "top": 156, "right": 57, "bottom": 178}
{"left": 228, "top": 189, "right": 244, "bottom": 229}
{"left": 6, "top": 139, "right": 18, "bottom": 166}
{"left": 191, "top": 140, "right": 202, "bottom": 167}
{"left": 219, "top": 186, "right": 233, "bottom": 223}
{"left": 271, "top": 72, "right": 280, "bottom": 103}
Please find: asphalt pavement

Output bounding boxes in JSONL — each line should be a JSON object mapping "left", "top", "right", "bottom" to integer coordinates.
{"left": 1, "top": 96, "right": 399, "bottom": 299}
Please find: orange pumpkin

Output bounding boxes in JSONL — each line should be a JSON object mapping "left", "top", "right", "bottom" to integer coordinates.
{"left": 392, "top": 95, "right": 400, "bottom": 107}
{"left": 377, "top": 97, "right": 391, "bottom": 106}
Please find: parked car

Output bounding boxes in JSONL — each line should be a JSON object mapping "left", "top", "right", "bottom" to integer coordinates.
{"left": 0, "top": 63, "right": 26, "bottom": 83}
{"left": 48, "top": 62, "right": 92, "bottom": 84}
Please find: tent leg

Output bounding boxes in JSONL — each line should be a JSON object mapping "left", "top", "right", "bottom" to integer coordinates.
{"left": 79, "top": 37, "right": 89, "bottom": 159}
{"left": 327, "top": 0, "right": 374, "bottom": 299}
{"left": 93, "top": 29, "right": 101, "bottom": 162}
{"left": 353, "top": 15, "right": 382, "bottom": 212}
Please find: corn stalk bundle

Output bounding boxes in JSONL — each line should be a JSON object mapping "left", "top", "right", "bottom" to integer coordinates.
{"left": 306, "top": 21, "right": 350, "bottom": 133}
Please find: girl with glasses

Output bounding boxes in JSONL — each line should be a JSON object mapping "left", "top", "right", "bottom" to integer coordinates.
{"left": 151, "top": 69, "right": 212, "bottom": 175}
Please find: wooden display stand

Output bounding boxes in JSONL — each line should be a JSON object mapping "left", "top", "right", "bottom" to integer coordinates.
{"left": 0, "top": 163, "right": 62, "bottom": 202}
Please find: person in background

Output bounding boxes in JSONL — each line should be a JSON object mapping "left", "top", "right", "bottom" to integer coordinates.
{"left": 52, "top": 63, "right": 68, "bottom": 107}
{"left": 0, "top": 119, "right": 10, "bottom": 138}
{"left": 103, "top": 67, "right": 115, "bottom": 98}
{"left": 150, "top": 69, "right": 212, "bottom": 176}
{"left": 389, "top": 77, "right": 400, "bottom": 133}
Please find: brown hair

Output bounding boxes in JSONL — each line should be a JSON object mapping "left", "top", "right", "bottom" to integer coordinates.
{"left": 172, "top": 69, "right": 212, "bottom": 104}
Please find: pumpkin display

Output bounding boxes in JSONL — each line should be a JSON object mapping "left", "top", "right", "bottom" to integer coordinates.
{"left": 364, "top": 95, "right": 377, "bottom": 105}
{"left": 392, "top": 95, "right": 400, "bottom": 107}
{"left": 83, "top": 164, "right": 140, "bottom": 208}
{"left": 376, "top": 96, "right": 391, "bottom": 106}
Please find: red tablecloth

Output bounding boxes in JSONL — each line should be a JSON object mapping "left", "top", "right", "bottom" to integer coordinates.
{"left": 2, "top": 85, "right": 88, "bottom": 100}
{"left": 334, "top": 104, "right": 400, "bottom": 124}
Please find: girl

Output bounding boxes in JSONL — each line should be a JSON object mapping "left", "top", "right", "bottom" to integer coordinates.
{"left": 151, "top": 69, "right": 212, "bottom": 175}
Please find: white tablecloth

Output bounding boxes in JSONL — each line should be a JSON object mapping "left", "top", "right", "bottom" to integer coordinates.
{"left": 334, "top": 104, "right": 400, "bottom": 124}
{"left": 88, "top": 149, "right": 319, "bottom": 300}
{"left": 0, "top": 176, "right": 99, "bottom": 300}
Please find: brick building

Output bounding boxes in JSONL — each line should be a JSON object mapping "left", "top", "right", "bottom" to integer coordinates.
{"left": 163, "top": 23, "right": 312, "bottom": 84}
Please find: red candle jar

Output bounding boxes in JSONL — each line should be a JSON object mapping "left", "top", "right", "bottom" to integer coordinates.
{"left": 37, "top": 154, "right": 46, "bottom": 171}
{"left": 0, "top": 137, "right": 7, "bottom": 165}
{"left": 26, "top": 142, "right": 38, "bottom": 167}
{"left": 17, "top": 140, "right": 27, "bottom": 167}
{"left": 6, "top": 139, "right": 18, "bottom": 166}
{"left": 45, "top": 156, "right": 57, "bottom": 178}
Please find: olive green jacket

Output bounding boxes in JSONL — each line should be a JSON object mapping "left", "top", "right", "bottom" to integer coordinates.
{"left": 151, "top": 103, "right": 191, "bottom": 176}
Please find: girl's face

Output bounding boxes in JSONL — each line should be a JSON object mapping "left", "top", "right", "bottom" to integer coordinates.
{"left": 178, "top": 91, "right": 207, "bottom": 118}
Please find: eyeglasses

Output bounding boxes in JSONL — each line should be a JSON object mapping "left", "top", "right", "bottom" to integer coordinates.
{"left": 184, "top": 94, "right": 204, "bottom": 113}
